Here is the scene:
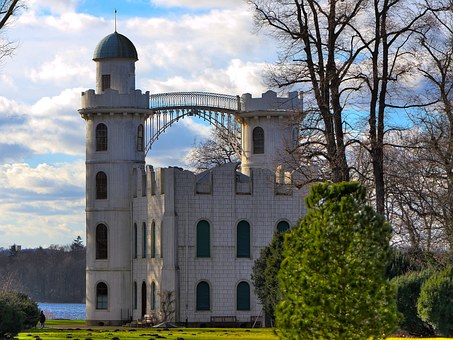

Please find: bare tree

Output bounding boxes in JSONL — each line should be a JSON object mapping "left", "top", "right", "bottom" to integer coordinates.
{"left": 414, "top": 6, "right": 453, "bottom": 252}
{"left": 186, "top": 128, "right": 240, "bottom": 173}
{"left": 249, "top": 0, "right": 374, "bottom": 183}
{"left": 0, "top": 0, "right": 22, "bottom": 60}
{"left": 158, "top": 290, "right": 176, "bottom": 323}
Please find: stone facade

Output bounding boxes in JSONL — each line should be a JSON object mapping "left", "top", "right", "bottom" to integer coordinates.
{"left": 80, "top": 32, "right": 307, "bottom": 326}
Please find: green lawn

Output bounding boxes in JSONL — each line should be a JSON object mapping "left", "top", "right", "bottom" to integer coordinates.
{"left": 18, "top": 327, "right": 278, "bottom": 340}
{"left": 17, "top": 323, "right": 452, "bottom": 340}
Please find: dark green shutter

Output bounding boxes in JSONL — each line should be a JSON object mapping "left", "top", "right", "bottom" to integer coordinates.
{"left": 277, "top": 221, "right": 290, "bottom": 233}
{"left": 237, "top": 281, "right": 250, "bottom": 310}
{"left": 197, "top": 220, "right": 210, "bottom": 257}
{"left": 196, "top": 281, "right": 210, "bottom": 310}
{"left": 237, "top": 221, "right": 250, "bottom": 257}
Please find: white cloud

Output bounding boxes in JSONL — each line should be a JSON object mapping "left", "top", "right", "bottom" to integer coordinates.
{"left": 150, "top": 0, "right": 245, "bottom": 9}
{"left": 143, "top": 59, "right": 267, "bottom": 96}
{"left": 30, "top": 51, "right": 93, "bottom": 83}
{"left": 0, "top": 161, "right": 84, "bottom": 195}
{"left": 0, "top": 160, "right": 85, "bottom": 248}
{"left": 0, "top": 89, "right": 85, "bottom": 156}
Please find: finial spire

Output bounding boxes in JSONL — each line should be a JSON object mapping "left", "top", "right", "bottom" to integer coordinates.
{"left": 114, "top": 9, "right": 117, "bottom": 32}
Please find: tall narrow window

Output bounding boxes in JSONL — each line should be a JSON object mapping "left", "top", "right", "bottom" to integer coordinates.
{"left": 95, "top": 123, "right": 108, "bottom": 151}
{"left": 96, "top": 171, "right": 107, "bottom": 199}
{"left": 134, "top": 223, "right": 138, "bottom": 259}
{"left": 142, "top": 222, "right": 147, "bottom": 258}
{"left": 96, "top": 282, "right": 108, "bottom": 309}
{"left": 237, "top": 281, "right": 250, "bottom": 311}
{"left": 101, "top": 74, "right": 111, "bottom": 91}
{"left": 196, "top": 220, "right": 210, "bottom": 258}
{"left": 196, "top": 281, "right": 210, "bottom": 311}
{"left": 237, "top": 220, "right": 250, "bottom": 258}
{"left": 137, "top": 124, "right": 144, "bottom": 151}
{"left": 160, "top": 222, "right": 164, "bottom": 258}
{"left": 96, "top": 224, "right": 108, "bottom": 259}
{"left": 252, "top": 127, "right": 264, "bottom": 154}
{"left": 141, "top": 282, "right": 146, "bottom": 317}
{"left": 277, "top": 221, "right": 290, "bottom": 233}
{"left": 151, "top": 222, "right": 156, "bottom": 258}
{"left": 133, "top": 281, "right": 137, "bottom": 309}
{"left": 151, "top": 282, "right": 156, "bottom": 311}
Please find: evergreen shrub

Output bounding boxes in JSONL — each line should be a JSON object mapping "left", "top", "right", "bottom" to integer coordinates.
{"left": 417, "top": 267, "right": 453, "bottom": 337}
{"left": 0, "top": 290, "right": 39, "bottom": 338}
{"left": 392, "top": 270, "right": 434, "bottom": 336}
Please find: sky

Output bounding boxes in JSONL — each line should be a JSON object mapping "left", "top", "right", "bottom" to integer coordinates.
{"left": 0, "top": 0, "right": 279, "bottom": 249}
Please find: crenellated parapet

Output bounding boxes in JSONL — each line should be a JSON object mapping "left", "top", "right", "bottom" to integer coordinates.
{"left": 81, "top": 88, "right": 150, "bottom": 110}
{"left": 240, "top": 90, "right": 303, "bottom": 114}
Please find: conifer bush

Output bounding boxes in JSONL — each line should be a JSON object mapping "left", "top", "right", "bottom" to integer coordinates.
{"left": 417, "top": 267, "right": 453, "bottom": 337}
{"left": 0, "top": 290, "right": 39, "bottom": 338}
{"left": 392, "top": 270, "right": 434, "bottom": 336}
{"left": 276, "top": 182, "right": 398, "bottom": 339}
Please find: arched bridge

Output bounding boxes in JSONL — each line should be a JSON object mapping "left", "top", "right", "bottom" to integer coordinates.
{"left": 146, "top": 92, "right": 243, "bottom": 154}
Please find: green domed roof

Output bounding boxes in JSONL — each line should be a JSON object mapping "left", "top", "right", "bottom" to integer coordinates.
{"left": 93, "top": 32, "right": 138, "bottom": 61}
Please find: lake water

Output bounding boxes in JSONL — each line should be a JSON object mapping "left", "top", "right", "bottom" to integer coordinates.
{"left": 38, "top": 302, "right": 86, "bottom": 320}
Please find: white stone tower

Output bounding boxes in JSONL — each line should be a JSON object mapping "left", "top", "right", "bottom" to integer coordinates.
{"left": 79, "top": 31, "right": 152, "bottom": 326}
{"left": 239, "top": 90, "right": 303, "bottom": 176}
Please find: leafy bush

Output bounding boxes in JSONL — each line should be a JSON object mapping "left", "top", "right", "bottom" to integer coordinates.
{"left": 392, "top": 270, "right": 434, "bottom": 336}
{"left": 251, "top": 231, "right": 285, "bottom": 324}
{"left": 276, "top": 182, "right": 398, "bottom": 339}
{"left": 418, "top": 267, "right": 453, "bottom": 337}
{"left": 0, "top": 290, "right": 39, "bottom": 337}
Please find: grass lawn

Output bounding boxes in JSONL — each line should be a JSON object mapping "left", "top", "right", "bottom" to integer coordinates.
{"left": 17, "top": 322, "right": 452, "bottom": 340}
{"left": 18, "top": 327, "right": 278, "bottom": 340}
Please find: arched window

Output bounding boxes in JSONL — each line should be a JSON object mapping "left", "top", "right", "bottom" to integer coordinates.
{"left": 133, "top": 281, "right": 137, "bottom": 310}
{"left": 151, "top": 222, "right": 156, "bottom": 258}
{"left": 151, "top": 281, "right": 157, "bottom": 310}
{"left": 237, "top": 281, "right": 250, "bottom": 311}
{"left": 137, "top": 124, "right": 144, "bottom": 152}
{"left": 96, "top": 282, "right": 108, "bottom": 309}
{"left": 196, "top": 281, "right": 210, "bottom": 311}
{"left": 95, "top": 123, "right": 108, "bottom": 151}
{"left": 196, "top": 220, "right": 210, "bottom": 258}
{"left": 252, "top": 127, "right": 264, "bottom": 154}
{"left": 95, "top": 224, "right": 108, "bottom": 259}
{"left": 277, "top": 221, "right": 290, "bottom": 233}
{"left": 134, "top": 223, "right": 138, "bottom": 259}
{"left": 96, "top": 171, "right": 107, "bottom": 199}
{"left": 142, "top": 222, "right": 147, "bottom": 258}
{"left": 237, "top": 220, "right": 250, "bottom": 258}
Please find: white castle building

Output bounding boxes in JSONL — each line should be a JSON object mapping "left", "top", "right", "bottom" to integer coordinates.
{"left": 79, "top": 31, "right": 307, "bottom": 326}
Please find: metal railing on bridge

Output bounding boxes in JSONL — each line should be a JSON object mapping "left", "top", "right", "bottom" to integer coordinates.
{"left": 149, "top": 92, "right": 241, "bottom": 113}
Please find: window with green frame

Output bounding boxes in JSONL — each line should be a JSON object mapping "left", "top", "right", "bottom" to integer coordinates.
{"left": 196, "top": 281, "right": 210, "bottom": 311}
{"left": 237, "top": 281, "right": 250, "bottom": 310}
{"left": 196, "top": 220, "right": 210, "bottom": 257}
{"left": 142, "top": 222, "right": 147, "bottom": 258}
{"left": 277, "top": 220, "right": 290, "bottom": 233}
{"left": 237, "top": 220, "right": 250, "bottom": 258}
